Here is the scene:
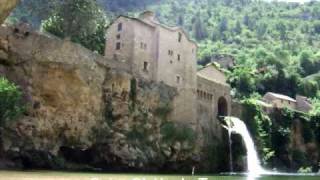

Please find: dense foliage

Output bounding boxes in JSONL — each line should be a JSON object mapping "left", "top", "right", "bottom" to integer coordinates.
{"left": 0, "top": 77, "right": 24, "bottom": 126}
{"left": 10, "top": 0, "right": 320, "bottom": 98}
{"left": 42, "top": 0, "right": 107, "bottom": 54}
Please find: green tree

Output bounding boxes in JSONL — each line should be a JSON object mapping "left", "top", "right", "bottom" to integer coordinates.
{"left": 42, "top": 0, "right": 107, "bottom": 54}
{"left": 300, "top": 50, "right": 316, "bottom": 76}
{"left": 193, "top": 15, "right": 208, "bottom": 41}
{"left": 298, "top": 79, "right": 319, "bottom": 97}
{"left": 0, "top": 77, "right": 24, "bottom": 126}
{"left": 234, "top": 20, "right": 242, "bottom": 35}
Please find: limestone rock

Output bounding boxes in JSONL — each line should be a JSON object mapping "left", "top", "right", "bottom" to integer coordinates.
{"left": 0, "top": 0, "right": 20, "bottom": 24}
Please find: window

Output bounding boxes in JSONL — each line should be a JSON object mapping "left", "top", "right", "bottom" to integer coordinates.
{"left": 168, "top": 50, "right": 173, "bottom": 56}
{"left": 176, "top": 76, "right": 181, "bottom": 84}
{"left": 170, "top": 60, "right": 173, "bottom": 64}
{"left": 177, "top": 54, "right": 181, "bottom": 61}
{"left": 116, "top": 42, "right": 121, "bottom": 50}
{"left": 140, "top": 42, "right": 147, "bottom": 50}
{"left": 118, "top": 23, "right": 122, "bottom": 31}
{"left": 116, "top": 34, "right": 121, "bottom": 39}
{"left": 143, "top": 62, "right": 149, "bottom": 71}
{"left": 178, "top": 32, "right": 182, "bottom": 42}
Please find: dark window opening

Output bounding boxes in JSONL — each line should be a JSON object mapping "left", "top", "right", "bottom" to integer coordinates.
{"left": 178, "top": 32, "right": 182, "bottom": 42}
{"left": 176, "top": 76, "right": 181, "bottom": 84}
{"left": 118, "top": 23, "right": 122, "bottom": 31}
{"left": 218, "top": 97, "right": 228, "bottom": 117}
{"left": 116, "top": 42, "right": 121, "bottom": 50}
{"left": 177, "top": 54, "right": 181, "bottom": 61}
{"left": 117, "top": 34, "right": 121, "bottom": 39}
{"left": 143, "top": 62, "right": 149, "bottom": 71}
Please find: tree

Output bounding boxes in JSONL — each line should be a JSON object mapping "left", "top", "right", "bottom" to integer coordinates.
{"left": 42, "top": 0, "right": 107, "bottom": 54}
{"left": 298, "top": 79, "right": 319, "bottom": 97}
{"left": 228, "top": 66, "right": 257, "bottom": 98}
{"left": 276, "top": 21, "right": 287, "bottom": 42}
{"left": 300, "top": 50, "right": 316, "bottom": 76}
{"left": 219, "top": 17, "right": 228, "bottom": 34}
{"left": 193, "top": 15, "right": 208, "bottom": 41}
{"left": 256, "top": 22, "right": 268, "bottom": 40}
{"left": 0, "top": 77, "right": 24, "bottom": 126}
{"left": 234, "top": 20, "right": 242, "bottom": 35}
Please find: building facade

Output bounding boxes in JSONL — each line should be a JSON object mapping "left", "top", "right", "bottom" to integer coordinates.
{"left": 105, "top": 11, "right": 232, "bottom": 134}
{"left": 105, "top": 11, "right": 198, "bottom": 125}
{"left": 196, "top": 64, "right": 232, "bottom": 141}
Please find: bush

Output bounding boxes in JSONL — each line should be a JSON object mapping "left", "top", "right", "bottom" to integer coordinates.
{"left": 160, "top": 122, "right": 196, "bottom": 144}
{"left": 0, "top": 77, "right": 24, "bottom": 126}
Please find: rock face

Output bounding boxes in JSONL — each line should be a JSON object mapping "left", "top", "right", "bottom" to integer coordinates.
{"left": 0, "top": 0, "right": 19, "bottom": 24}
{"left": 0, "top": 26, "right": 202, "bottom": 172}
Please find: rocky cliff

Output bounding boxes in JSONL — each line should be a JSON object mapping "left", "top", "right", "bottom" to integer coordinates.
{"left": 0, "top": 25, "right": 200, "bottom": 172}
{"left": 0, "top": 0, "right": 20, "bottom": 24}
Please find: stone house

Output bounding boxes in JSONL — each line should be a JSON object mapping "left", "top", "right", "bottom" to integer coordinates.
{"left": 105, "top": 11, "right": 232, "bottom": 133}
{"left": 296, "top": 95, "right": 312, "bottom": 113}
{"left": 263, "top": 92, "right": 297, "bottom": 109}
{"left": 262, "top": 92, "right": 312, "bottom": 113}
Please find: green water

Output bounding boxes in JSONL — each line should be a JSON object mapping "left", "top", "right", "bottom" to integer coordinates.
{"left": 0, "top": 171, "right": 319, "bottom": 180}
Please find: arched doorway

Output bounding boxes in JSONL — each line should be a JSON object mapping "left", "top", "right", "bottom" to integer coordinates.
{"left": 217, "top": 97, "right": 228, "bottom": 117}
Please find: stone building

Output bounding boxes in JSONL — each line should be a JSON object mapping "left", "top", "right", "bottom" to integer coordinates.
{"left": 296, "top": 95, "right": 312, "bottom": 113}
{"left": 196, "top": 64, "right": 231, "bottom": 140}
{"left": 105, "top": 11, "right": 198, "bottom": 125}
{"left": 263, "top": 92, "right": 297, "bottom": 110}
{"left": 105, "top": 11, "right": 232, "bottom": 134}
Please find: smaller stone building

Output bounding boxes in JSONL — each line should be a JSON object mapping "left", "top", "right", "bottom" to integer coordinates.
{"left": 262, "top": 92, "right": 313, "bottom": 113}
{"left": 263, "top": 92, "right": 296, "bottom": 109}
{"left": 196, "top": 64, "right": 231, "bottom": 141}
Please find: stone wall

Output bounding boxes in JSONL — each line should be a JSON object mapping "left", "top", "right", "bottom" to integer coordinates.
{"left": 0, "top": 25, "right": 204, "bottom": 172}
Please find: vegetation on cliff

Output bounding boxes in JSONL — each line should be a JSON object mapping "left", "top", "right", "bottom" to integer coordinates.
{"left": 0, "top": 77, "right": 24, "bottom": 126}
{"left": 7, "top": 0, "right": 320, "bottom": 100}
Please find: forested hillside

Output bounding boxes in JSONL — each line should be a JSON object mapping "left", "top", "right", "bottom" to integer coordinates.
{"left": 8, "top": 0, "right": 320, "bottom": 100}
{"left": 147, "top": 0, "right": 320, "bottom": 100}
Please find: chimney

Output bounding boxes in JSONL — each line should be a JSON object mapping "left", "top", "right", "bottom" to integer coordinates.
{"left": 139, "top": 11, "right": 157, "bottom": 22}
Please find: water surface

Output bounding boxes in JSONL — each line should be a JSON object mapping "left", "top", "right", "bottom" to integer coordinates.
{"left": 1, "top": 171, "right": 320, "bottom": 180}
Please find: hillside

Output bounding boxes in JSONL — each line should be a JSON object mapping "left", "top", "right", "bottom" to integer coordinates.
{"left": 8, "top": 0, "right": 320, "bottom": 99}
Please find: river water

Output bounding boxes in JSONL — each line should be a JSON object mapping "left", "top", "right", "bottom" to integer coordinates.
{"left": 1, "top": 171, "right": 320, "bottom": 180}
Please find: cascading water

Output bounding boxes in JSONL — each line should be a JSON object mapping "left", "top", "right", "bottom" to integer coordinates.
{"left": 228, "top": 128, "right": 233, "bottom": 173}
{"left": 223, "top": 117, "right": 266, "bottom": 176}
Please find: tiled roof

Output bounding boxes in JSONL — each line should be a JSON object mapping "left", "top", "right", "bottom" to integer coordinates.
{"left": 266, "top": 92, "right": 296, "bottom": 102}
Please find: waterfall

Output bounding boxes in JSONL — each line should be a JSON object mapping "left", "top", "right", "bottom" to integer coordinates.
{"left": 223, "top": 117, "right": 265, "bottom": 176}
{"left": 228, "top": 128, "right": 233, "bottom": 172}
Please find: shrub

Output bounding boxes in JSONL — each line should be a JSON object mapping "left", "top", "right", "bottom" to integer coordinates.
{"left": 0, "top": 77, "right": 24, "bottom": 126}
{"left": 160, "top": 122, "right": 196, "bottom": 144}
